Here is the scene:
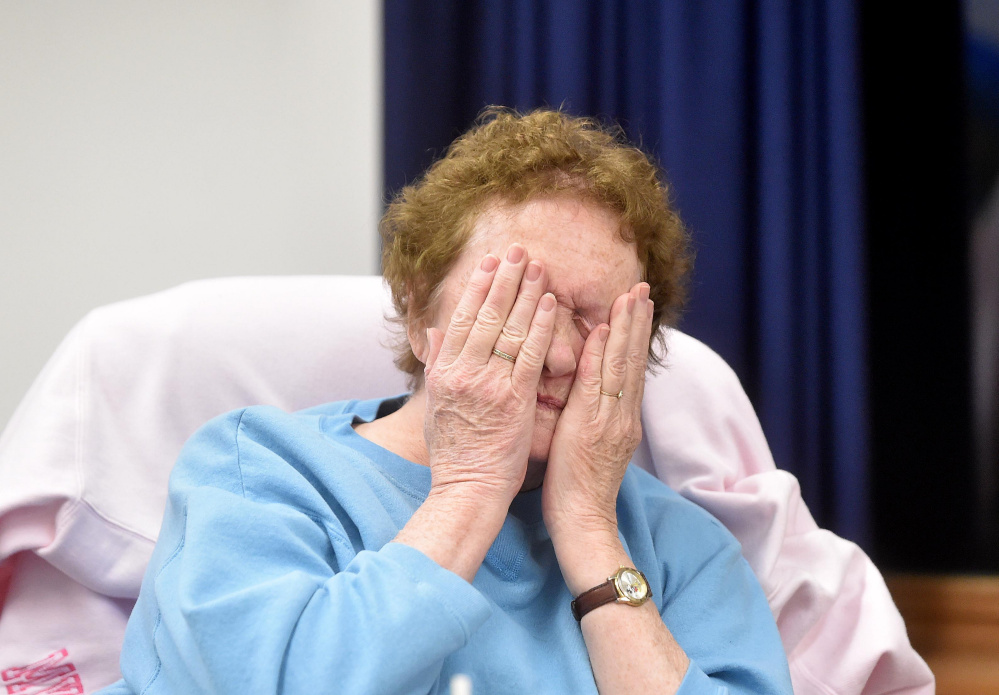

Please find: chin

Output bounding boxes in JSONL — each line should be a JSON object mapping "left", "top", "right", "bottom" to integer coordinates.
{"left": 520, "top": 427, "right": 554, "bottom": 491}
{"left": 532, "top": 410, "right": 558, "bottom": 457}
{"left": 520, "top": 460, "right": 547, "bottom": 491}
{"left": 520, "top": 405, "right": 562, "bottom": 491}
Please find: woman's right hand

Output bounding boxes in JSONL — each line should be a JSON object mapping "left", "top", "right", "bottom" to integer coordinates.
{"left": 421, "top": 243, "right": 556, "bottom": 504}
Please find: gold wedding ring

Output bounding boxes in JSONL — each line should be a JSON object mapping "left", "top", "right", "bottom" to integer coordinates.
{"left": 492, "top": 347, "right": 517, "bottom": 363}
{"left": 600, "top": 389, "right": 624, "bottom": 399}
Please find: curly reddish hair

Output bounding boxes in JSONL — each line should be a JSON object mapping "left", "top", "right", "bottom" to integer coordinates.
{"left": 380, "top": 107, "right": 692, "bottom": 385}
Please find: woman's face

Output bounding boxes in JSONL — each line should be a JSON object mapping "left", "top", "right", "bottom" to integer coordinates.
{"left": 421, "top": 195, "right": 643, "bottom": 478}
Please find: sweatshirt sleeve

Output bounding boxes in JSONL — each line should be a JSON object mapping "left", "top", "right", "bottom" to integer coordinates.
{"left": 116, "top": 409, "right": 492, "bottom": 695}
{"left": 651, "top": 500, "right": 794, "bottom": 695}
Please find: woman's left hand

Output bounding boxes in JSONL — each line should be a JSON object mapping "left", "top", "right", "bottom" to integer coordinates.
{"left": 541, "top": 282, "right": 653, "bottom": 589}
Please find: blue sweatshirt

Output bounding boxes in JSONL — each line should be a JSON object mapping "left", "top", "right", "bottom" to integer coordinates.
{"left": 98, "top": 398, "right": 791, "bottom": 695}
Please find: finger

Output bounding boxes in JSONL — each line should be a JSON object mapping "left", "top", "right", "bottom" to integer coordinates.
{"left": 510, "top": 292, "right": 557, "bottom": 386}
{"left": 622, "top": 284, "right": 653, "bottom": 409}
{"left": 464, "top": 244, "right": 530, "bottom": 365}
{"left": 492, "top": 259, "right": 547, "bottom": 360}
{"left": 598, "top": 291, "right": 634, "bottom": 400}
{"left": 567, "top": 323, "right": 611, "bottom": 402}
{"left": 436, "top": 253, "right": 500, "bottom": 368}
{"left": 424, "top": 327, "right": 445, "bottom": 376}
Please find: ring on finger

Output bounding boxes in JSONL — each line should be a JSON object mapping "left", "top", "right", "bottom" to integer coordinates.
{"left": 600, "top": 388, "right": 624, "bottom": 399}
{"left": 492, "top": 347, "right": 517, "bottom": 363}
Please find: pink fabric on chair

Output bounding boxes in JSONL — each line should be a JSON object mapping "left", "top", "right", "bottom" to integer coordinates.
{"left": 0, "top": 276, "right": 932, "bottom": 694}
{"left": 632, "top": 333, "right": 934, "bottom": 694}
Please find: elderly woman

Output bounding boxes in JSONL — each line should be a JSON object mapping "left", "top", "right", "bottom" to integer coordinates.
{"left": 99, "top": 110, "right": 792, "bottom": 694}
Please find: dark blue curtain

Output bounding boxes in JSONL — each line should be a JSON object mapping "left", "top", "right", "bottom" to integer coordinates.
{"left": 384, "top": 0, "right": 869, "bottom": 546}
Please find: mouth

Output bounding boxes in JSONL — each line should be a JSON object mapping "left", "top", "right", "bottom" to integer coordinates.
{"left": 536, "top": 394, "right": 566, "bottom": 411}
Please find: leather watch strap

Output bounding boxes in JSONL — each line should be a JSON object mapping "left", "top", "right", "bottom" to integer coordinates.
{"left": 571, "top": 579, "right": 619, "bottom": 621}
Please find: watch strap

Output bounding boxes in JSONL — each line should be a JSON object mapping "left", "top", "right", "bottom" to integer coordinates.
{"left": 570, "top": 579, "right": 619, "bottom": 621}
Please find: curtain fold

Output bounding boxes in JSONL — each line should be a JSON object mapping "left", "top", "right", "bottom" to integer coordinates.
{"left": 384, "top": 0, "right": 868, "bottom": 545}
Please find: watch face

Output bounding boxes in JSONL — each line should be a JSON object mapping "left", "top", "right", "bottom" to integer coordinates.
{"left": 616, "top": 569, "right": 649, "bottom": 603}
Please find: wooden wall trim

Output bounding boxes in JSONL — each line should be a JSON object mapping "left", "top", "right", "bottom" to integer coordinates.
{"left": 886, "top": 574, "right": 999, "bottom": 695}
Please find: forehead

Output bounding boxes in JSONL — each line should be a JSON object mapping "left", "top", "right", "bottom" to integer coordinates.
{"left": 456, "top": 196, "right": 642, "bottom": 306}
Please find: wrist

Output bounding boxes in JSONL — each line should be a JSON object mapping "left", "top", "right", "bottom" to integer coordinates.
{"left": 428, "top": 477, "right": 520, "bottom": 510}
{"left": 551, "top": 527, "right": 630, "bottom": 597}
{"left": 546, "top": 505, "right": 618, "bottom": 549}
{"left": 395, "top": 483, "right": 512, "bottom": 583}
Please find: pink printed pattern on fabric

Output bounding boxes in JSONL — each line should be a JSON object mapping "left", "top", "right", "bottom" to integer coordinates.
{"left": 2, "top": 649, "right": 83, "bottom": 695}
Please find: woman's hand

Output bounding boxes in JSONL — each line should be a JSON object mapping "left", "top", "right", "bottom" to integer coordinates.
{"left": 422, "top": 243, "right": 556, "bottom": 505}
{"left": 396, "top": 243, "right": 555, "bottom": 582}
{"left": 541, "top": 282, "right": 653, "bottom": 593}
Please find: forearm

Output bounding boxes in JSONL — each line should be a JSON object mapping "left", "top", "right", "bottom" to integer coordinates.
{"left": 394, "top": 482, "right": 514, "bottom": 583}
{"left": 554, "top": 529, "right": 689, "bottom": 695}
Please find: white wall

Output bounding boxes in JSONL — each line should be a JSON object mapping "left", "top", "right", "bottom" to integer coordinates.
{"left": 0, "top": 1, "right": 382, "bottom": 430}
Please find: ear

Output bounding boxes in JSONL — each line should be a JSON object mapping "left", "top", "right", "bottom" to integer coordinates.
{"left": 406, "top": 315, "right": 430, "bottom": 365}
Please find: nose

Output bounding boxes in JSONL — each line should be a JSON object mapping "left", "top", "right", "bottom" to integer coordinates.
{"left": 542, "top": 313, "right": 581, "bottom": 378}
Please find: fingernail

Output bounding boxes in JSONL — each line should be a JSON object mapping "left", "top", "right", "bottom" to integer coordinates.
{"left": 481, "top": 255, "right": 499, "bottom": 272}
{"left": 647, "top": 301, "right": 654, "bottom": 318}
{"left": 598, "top": 325, "right": 610, "bottom": 342}
{"left": 540, "top": 293, "right": 556, "bottom": 311}
{"left": 639, "top": 283, "right": 650, "bottom": 302}
{"left": 507, "top": 244, "right": 525, "bottom": 263}
{"left": 526, "top": 261, "right": 542, "bottom": 282}
{"left": 627, "top": 296, "right": 636, "bottom": 312}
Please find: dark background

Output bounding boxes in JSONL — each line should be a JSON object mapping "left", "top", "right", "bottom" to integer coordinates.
{"left": 863, "top": 4, "right": 975, "bottom": 570}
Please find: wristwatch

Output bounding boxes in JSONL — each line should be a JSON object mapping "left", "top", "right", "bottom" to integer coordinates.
{"left": 571, "top": 566, "right": 651, "bottom": 621}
